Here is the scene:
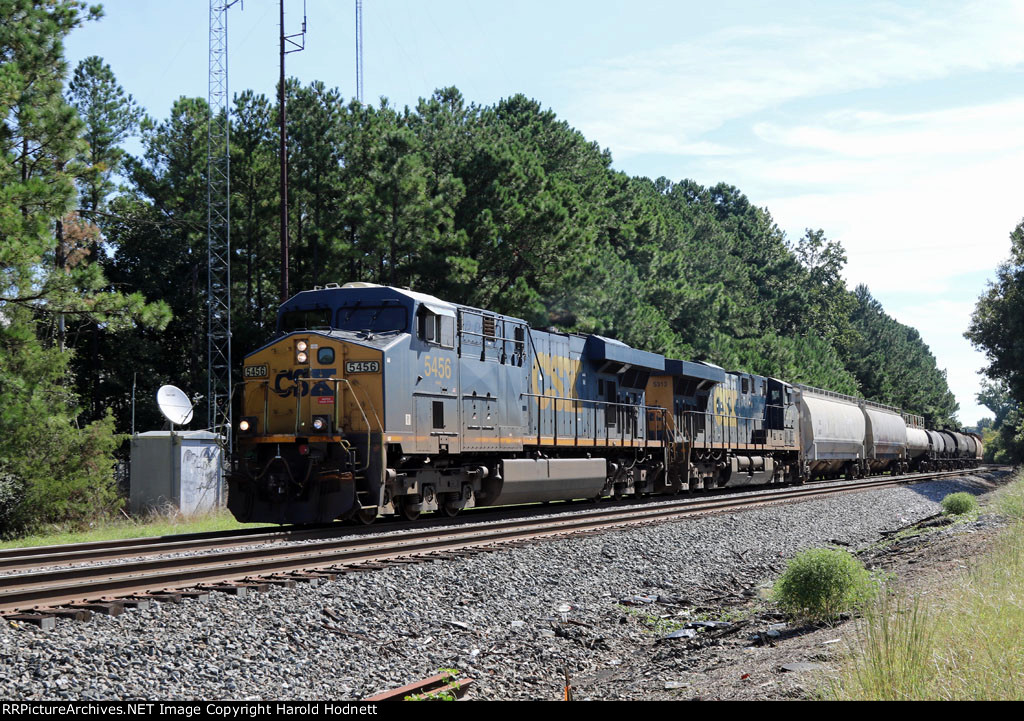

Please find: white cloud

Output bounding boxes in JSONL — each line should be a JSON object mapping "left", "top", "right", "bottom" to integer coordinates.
{"left": 758, "top": 145, "right": 1020, "bottom": 423}
{"left": 565, "top": 1, "right": 1024, "bottom": 158}
{"left": 754, "top": 99, "right": 1024, "bottom": 160}
{"left": 753, "top": 98, "right": 1024, "bottom": 294}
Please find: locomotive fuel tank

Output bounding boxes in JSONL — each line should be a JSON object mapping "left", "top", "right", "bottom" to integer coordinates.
{"left": 482, "top": 458, "right": 608, "bottom": 505}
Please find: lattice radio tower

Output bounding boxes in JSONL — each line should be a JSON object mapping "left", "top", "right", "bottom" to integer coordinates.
{"left": 207, "top": 1, "right": 240, "bottom": 460}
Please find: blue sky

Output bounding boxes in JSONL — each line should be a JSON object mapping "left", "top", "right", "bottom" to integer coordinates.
{"left": 64, "top": 1, "right": 1024, "bottom": 425}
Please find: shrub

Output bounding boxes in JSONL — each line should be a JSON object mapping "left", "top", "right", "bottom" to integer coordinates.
{"left": 941, "top": 492, "right": 978, "bottom": 516}
{"left": 773, "top": 548, "right": 878, "bottom": 623}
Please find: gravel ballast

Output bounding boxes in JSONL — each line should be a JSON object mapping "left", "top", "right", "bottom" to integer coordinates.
{"left": 0, "top": 473, "right": 999, "bottom": 700}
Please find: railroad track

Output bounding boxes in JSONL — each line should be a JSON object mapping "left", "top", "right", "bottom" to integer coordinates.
{"left": 0, "top": 468, "right": 989, "bottom": 622}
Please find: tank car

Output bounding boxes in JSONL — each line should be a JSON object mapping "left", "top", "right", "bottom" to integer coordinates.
{"left": 862, "top": 403, "right": 908, "bottom": 474}
{"left": 904, "top": 415, "right": 931, "bottom": 471}
{"left": 795, "top": 386, "right": 866, "bottom": 479}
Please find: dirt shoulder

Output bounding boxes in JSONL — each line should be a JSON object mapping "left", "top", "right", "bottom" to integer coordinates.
{"left": 569, "top": 470, "right": 1012, "bottom": 701}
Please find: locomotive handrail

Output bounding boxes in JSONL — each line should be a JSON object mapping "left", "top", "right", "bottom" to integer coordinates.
{"left": 519, "top": 392, "right": 668, "bottom": 450}
{"left": 679, "top": 408, "right": 794, "bottom": 451}
{"left": 795, "top": 383, "right": 904, "bottom": 415}
{"left": 239, "top": 378, "right": 271, "bottom": 436}
{"left": 328, "top": 377, "right": 380, "bottom": 469}
{"left": 334, "top": 376, "right": 385, "bottom": 434}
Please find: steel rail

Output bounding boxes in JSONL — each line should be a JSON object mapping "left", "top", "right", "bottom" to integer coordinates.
{"left": 0, "top": 466, "right": 978, "bottom": 573}
{"left": 0, "top": 468, "right": 981, "bottom": 615}
{"left": 0, "top": 523, "right": 345, "bottom": 571}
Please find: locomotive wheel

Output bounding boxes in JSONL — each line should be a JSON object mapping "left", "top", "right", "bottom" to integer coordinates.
{"left": 441, "top": 501, "right": 461, "bottom": 518}
{"left": 354, "top": 507, "right": 377, "bottom": 525}
{"left": 399, "top": 496, "right": 421, "bottom": 522}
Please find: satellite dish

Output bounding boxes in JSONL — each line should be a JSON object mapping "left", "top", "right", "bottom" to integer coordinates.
{"left": 157, "top": 385, "right": 194, "bottom": 427}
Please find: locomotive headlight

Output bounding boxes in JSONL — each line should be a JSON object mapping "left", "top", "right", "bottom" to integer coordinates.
{"left": 312, "top": 417, "right": 325, "bottom": 431}
{"left": 312, "top": 415, "right": 329, "bottom": 433}
{"left": 238, "top": 416, "right": 257, "bottom": 434}
{"left": 238, "top": 419, "right": 250, "bottom": 432}
{"left": 296, "top": 351, "right": 308, "bottom": 364}
{"left": 296, "top": 340, "right": 308, "bottom": 352}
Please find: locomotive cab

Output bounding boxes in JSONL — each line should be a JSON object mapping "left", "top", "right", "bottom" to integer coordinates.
{"left": 229, "top": 284, "right": 414, "bottom": 523}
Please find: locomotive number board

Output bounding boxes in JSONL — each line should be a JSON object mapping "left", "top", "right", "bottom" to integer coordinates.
{"left": 244, "top": 364, "right": 268, "bottom": 378}
{"left": 345, "top": 360, "right": 380, "bottom": 374}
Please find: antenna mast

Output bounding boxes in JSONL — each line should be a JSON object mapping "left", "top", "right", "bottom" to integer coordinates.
{"left": 207, "top": 0, "right": 240, "bottom": 475}
{"left": 356, "top": 0, "right": 364, "bottom": 103}
{"left": 279, "top": 0, "right": 307, "bottom": 304}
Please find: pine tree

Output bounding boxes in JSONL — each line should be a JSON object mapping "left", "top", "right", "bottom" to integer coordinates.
{"left": 0, "top": 1, "right": 168, "bottom": 535}
{"left": 67, "top": 54, "right": 145, "bottom": 214}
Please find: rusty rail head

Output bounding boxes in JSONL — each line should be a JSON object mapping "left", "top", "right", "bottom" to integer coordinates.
{"left": 365, "top": 671, "right": 472, "bottom": 701}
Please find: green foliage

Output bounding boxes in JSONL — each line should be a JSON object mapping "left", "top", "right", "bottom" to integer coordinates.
{"left": 773, "top": 548, "right": 879, "bottom": 623}
{"left": 75, "top": 75, "right": 958, "bottom": 435}
{"left": 941, "top": 492, "right": 978, "bottom": 516}
{"left": 0, "top": 305, "right": 125, "bottom": 535}
{"left": 975, "top": 379, "right": 1024, "bottom": 464}
{"left": 0, "top": 1, "right": 165, "bottom": 535}
{"left": 967, "top": 219, "right": 1024, "bottom": 463}
{"left": 67, "top": 54, "right": 145, "bottom": 213}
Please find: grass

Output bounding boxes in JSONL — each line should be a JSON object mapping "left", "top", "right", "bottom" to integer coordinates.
{"left": 623, "top": 607, "right": 689, "bottom": 634}
{"left": 831, "top": 471, "right": 1024, "bottom": 700}
{"left": 0, "top": 508, "right": 272, "bottom": 550}
{"left": 992, "top": 477, "right": 1024, "bottom": 521}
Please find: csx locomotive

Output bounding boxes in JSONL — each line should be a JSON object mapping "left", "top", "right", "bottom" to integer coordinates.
{"left": 228, "top": 283, "right": 982, "bottom": 524}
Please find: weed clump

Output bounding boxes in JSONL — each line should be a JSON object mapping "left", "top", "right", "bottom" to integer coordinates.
{"left": 773, "top": 548, "right": 878, "bottom": 623}
{"left": 941, "top": 492, "right": 978, "bottom": 516}
{"left": 993, "top": 479, "right": 1024, "bottom": 521}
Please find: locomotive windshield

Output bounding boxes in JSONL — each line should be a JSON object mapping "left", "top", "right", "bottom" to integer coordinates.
{"left": 335, "top": 304, "right": 408, "bottom": 333}
{"left": 280, "top": 308, "right": 332, "bottom": 331}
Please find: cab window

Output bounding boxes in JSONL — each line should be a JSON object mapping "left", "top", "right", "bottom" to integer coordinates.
{"left": 417, "top": 307, "right": 454, "bottom": 349}
{"left": 280, "top": 308, "right": 332, "bottom": 332}
{"left": 335, "top": 304, "right": 407, "bottom": 333}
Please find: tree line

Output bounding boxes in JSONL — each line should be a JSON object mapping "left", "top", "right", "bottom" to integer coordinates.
{"left": 0, "top": 1, "right": 963, "bottom": 536}
{"left": 966, "top": 221, "right": 1024, "bottom": 463}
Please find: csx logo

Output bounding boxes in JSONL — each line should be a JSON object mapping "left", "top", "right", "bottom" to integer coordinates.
{"left": 273, "top": 368, "right": 337, "bottom": 398}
